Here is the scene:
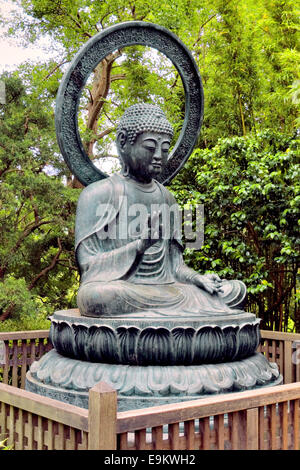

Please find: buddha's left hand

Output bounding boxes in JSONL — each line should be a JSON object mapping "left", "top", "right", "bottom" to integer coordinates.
{"left": 192, "top": 273, "right": 223, "bottom": 295}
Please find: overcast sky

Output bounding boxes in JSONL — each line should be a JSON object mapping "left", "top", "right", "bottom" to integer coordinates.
{"left": 0, "top": 0, "right": 59, "bottom": 73}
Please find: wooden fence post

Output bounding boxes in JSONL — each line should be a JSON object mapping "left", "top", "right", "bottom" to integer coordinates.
{"left": 246, "top": 408, "right": 259, "bottom": 450}
{"left": 88, "top": 381, "right": 117, "bottom": 450}
{"left": 284, "top": 341, "right": 293, "bottom": 384}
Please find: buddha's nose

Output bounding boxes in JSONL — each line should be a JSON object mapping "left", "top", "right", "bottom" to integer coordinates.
{"left": 153, "top": 147, "right": 162, "bottom": 163}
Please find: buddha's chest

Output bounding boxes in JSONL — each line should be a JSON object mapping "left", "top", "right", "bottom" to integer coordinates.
{"left": 123, "top": 180, "right": 166, "bottom": 217}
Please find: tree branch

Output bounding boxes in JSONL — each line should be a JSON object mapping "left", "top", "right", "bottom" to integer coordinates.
{"left": 28, "top": 238, "right": 63, "bottom": 290}
{"left": 24, "top": 115, "right": 29, "bottom": 134}
{"left": 68, "top": 13, "right": 92, "bottom": 37}
{"left": 98, "top": 8, "right": 124, "bottom": 28}
{"left": 95, "top": 127, "right": 115, "bottom": 141}
{"left": 110, "top": 74, "right": 126, "bottom": 82}
{"left": 193, "top": 14, "right": 218, "bottom": 46}
{"left": 0, "top": 302, "right": 16, "bottom": 322}
{"left": 0, "top": 219, "right": 55, "bottom": 279}
{"left": 0, "top": 162, "right": 11, "bottom": 177}
{"left": 193, "top": 0, "right": 235, "bottom": 46}
{"left": 246, "top": 221, "right": 262, "bottom": 256}
{"left": 44, "top": 59, "right": 69, "bottom": 80}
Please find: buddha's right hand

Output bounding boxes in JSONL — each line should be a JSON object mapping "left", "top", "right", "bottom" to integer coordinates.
{"left": 193, "top": 273, "right": 223, "bottom": 295}
{"left": 137, "top": 211, "right": 162, "bottom": 253}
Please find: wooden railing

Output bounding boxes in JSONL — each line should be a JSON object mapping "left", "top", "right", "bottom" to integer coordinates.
{"left": 258, "top": 330, "right": 300, "bottom": 384}
{"left": 116, "top": 383, "right": 300, "bottom": 450}
{"left": 1, "top": 328, "right": 300, "bottom": 450}
{"left": 0, "top": 380, "right": 299, "bottom": 450}
{"left": 0, "top": 330, "right": 52, "bottom": 389}
{"left": 0, "top": 382, "right": 89, "bottom": 450}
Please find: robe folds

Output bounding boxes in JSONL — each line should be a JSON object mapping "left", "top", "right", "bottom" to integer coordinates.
{"left": 75, "top": 174, "right": 242, "bottom": 317}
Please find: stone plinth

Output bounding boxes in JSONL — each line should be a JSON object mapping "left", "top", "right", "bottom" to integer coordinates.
{"left": 26, "top": 309, "right": 282, "bottom": 411}
{"left": 26, "top": 349, "right": 281, "bottom": 411}
{"left": 49, "top": 309, "right": 260, "bottom": 365}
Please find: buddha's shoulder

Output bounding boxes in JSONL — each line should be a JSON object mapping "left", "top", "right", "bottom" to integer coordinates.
{"left": 78, "top": 174, "right": 123, "bottom": 202}
{"left": 155, "top": 180, "right": 177, "bottom": 203}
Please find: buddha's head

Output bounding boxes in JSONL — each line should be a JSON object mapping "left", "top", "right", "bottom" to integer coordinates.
{"left": 116, "top": 103, "right": 174, "bottom": 183}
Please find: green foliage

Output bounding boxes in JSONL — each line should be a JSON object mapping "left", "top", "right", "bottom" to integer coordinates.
{"left": 0, "top": 438, "right": 13, "bottom": 450}
{"left": 0, "top": 314, "right": 50, "bottom": 332}
{"left": 2, "top": 0, "right": 298, "bottom": 155}
{"left": 0, "top": 71, "right": 80, "bottom": 322}
{"left": 0, "top": 1, "right": 299, "bottom": 330}
{"left": 194, "top": 0, "right": 300, "bottom": 146}
{"left": 0, "top": 276, "right": 36, "bottom": 318}
{"left": 170, "top": 131, "right": 299, "bottom": 331}
{"left": 5, "top": 0, "right": 297, "bottom": 149}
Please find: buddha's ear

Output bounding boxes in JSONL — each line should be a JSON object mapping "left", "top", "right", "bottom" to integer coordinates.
{"left": 116, "top": 130, "right": 128, "bottom": 150}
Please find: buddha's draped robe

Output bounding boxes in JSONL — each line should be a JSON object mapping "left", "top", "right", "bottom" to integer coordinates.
{"left": 75, "top": 174, "right": 241, "bottom": 317}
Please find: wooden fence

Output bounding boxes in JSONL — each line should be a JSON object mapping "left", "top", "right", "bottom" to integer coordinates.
{"left": 258, "top": 330, "right": 300, "bottom": 384}
{"left": 115, "top": 383, "right": 300, "bottom": 450}
{"left": 0, "top": 380, "right": 299, "bottom": 450}
{"left": 0, "top": 382, "right": 89, "bottom": 450}
{"left": 0, "top": 330, "right": 52, "bottom": 389}
{"left": 0, "top": 328, "right": 300, "bottom": 450}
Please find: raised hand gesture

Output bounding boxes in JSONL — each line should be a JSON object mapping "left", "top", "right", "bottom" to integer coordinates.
{"left": 137, "top": 210, "right": 163, "bottom": 254}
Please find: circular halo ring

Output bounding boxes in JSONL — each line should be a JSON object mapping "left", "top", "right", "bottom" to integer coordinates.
{"left": 55, "top": 21, "right": 204, "bottom": 186}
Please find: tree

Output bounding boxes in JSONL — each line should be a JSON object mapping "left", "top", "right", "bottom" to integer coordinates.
{"left": 192, "top": 0, "right": 299, "bottom": 146}
{"left": 171, "top": 130, "right": 299, "bottom": 331}
{"left": 2, "top": 1, "right": 299, "bottom": 149}
{"left": 0, "top": 70, "right": 80, "bottom": 322}
{"left": 257, "top": 0, "right": 300, "bottom": 132}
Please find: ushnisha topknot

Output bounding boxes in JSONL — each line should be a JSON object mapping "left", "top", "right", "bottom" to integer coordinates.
{"left": 117, "top": 103, "right": 174, "bottom": 145}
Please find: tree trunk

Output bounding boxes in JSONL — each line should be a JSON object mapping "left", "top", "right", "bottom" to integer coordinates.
{"left": 0, "top": 302, "right": 16, "bottom": 321}
{"left": 86, "top": 51, "right": 122, "bottom": 158}
{"left": 28, "top": 238, "right": 63, "bottom": 290}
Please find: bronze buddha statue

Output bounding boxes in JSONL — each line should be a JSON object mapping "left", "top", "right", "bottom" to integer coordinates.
{"left": 26, "top": 26, "right": 281, "bottom": 410}
{"left": 75, "top": 103, "right": 246, "bottom": 318}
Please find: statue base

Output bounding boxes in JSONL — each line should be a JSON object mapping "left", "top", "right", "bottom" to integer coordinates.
{"left": 26, "top": 349, "right": 282, "bottom": 411}
{"left": 48, "top": 308, "right": 262, "bottom": 365}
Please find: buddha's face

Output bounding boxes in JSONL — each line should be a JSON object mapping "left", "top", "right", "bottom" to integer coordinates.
{"left": 118, "top": 131, "right": 171, "bottom": 183}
